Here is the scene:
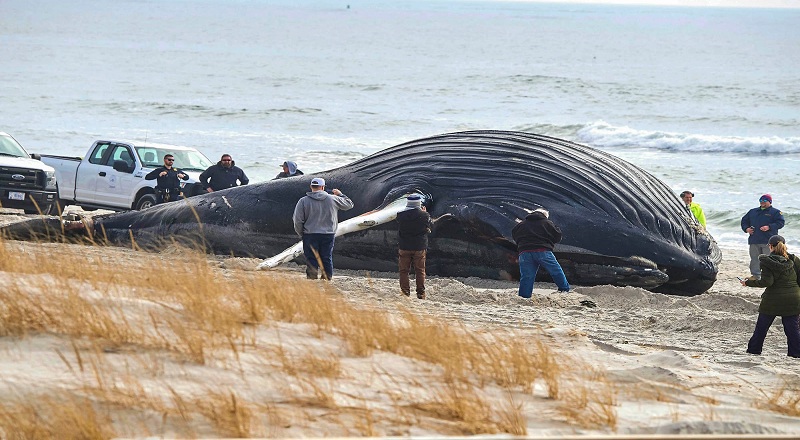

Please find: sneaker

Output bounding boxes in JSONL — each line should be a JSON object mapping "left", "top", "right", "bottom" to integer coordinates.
{"left": 558, "top": 289, "right": 570, "bottom": 293}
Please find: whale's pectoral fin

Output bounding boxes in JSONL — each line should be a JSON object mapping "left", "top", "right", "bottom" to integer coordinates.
{"left": 257, "top": 241, "right": 303, "bottom": 270}
{"left": 258, "top": 193, "right": 422, "bottom": 270}
{"left": 554, "top": 251, "right": 669, "bottom": 290}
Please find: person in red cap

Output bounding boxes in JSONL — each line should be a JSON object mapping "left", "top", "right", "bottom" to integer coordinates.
{"left": 741, "top": 194, "right": 785, "bottom": 280}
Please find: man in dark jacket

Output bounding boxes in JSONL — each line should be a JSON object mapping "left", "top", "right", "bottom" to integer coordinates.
{"left": 741, "top": 194, "right": 785, "bottom": 279}
{"left": 200, "top": 154, "right": 249, "bottom": 192}
{"left": 396, "top": 194, "right": 432, "bottom": 299}
{"left": 144, "top": 154, "right": 189, "bottom": 204}
{"left": 511, "top": 208, "right": 570, "bottom": 298}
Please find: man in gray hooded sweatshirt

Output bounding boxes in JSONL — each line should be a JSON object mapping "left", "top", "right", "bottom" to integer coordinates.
{"left": 292, "top": 178, "right": 354, "bottom": 280}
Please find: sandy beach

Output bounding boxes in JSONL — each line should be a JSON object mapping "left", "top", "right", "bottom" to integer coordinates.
{"left": 1, "top": 208, "right": 799, "bottom": 437}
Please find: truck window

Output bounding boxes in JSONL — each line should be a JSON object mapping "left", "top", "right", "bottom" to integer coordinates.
{"left": 0, "top": 134, "right": 30, "bottom": 158}
{"left": 106, "top": 145, "right": 135, "bottom": 167}
{"left": 137, "top": 148, "right": 160, "bottom": 167}
{"left": 89, "top": 142, "right": 112, "bottom": 165}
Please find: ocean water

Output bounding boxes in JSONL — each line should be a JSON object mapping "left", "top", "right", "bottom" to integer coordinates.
{"left": 2, "top": 0, "right": 799, "bottom": 248}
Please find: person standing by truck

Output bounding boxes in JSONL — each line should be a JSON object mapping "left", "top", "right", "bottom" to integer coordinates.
{"left": 145, "top": 154, "right": 189, "bottom": 204}
{"left": 199, "top": 154, "right": 249, "bottom": 192}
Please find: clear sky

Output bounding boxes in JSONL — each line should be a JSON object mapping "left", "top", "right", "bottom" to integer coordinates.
{"left": 502, "top": 0, "right": 799, "bottom": 8}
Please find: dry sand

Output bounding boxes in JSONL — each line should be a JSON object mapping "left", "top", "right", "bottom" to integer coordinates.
{"left": 1, "top": 208, "right": 799, "bottom": 437}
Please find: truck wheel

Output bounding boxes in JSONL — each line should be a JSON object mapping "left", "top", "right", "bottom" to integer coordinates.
{"left": 135, "top": 194, "right": 158, "bottom": 210}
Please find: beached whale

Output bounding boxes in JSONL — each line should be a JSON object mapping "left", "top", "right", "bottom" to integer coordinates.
{"left": 2, "top": 130, "right": 720, "bottom": 295}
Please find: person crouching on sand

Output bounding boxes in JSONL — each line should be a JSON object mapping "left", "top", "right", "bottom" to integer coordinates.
{"left": 740, "top": 234, "right": 800, "bottom": 358}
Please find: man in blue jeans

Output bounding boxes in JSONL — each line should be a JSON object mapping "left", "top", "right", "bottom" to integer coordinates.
{"left": 292, "top": 177, "right": 354, "bottom": 280}
{"left": 511, "top": 208, "right": 570, "bottom": 298}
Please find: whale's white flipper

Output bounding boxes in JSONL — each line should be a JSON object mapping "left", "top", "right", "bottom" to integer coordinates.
{"left": 257, "top": 194, "right": 423, "bottom": 270}
{"left": 256, "top": 242, "right": 304, "bottom": 270}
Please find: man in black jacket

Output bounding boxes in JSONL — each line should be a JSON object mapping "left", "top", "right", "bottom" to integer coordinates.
{"left": 200, "top": 154, "right": 249, "bottom": 192}
{"left": 396, "top": 194, "right": 432, "bottom": 299}
{"left": 511, "top": 208, "right": 570, "bottom": 298}
{"left": 144, "top": 154, "right": 189, "bottom": 204}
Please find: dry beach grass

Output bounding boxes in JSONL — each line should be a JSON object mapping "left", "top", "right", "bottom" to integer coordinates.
{"left": 0, "top": 209, "right": 799, "bottom": 438}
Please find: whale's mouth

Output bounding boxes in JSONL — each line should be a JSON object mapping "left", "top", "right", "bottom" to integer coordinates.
{"left": 555, "top": 252, "right": 669, "bottom": 291}
{"left": 554, "top": 251, "right": 717, "bottom": 296}
{"left": 653, "top": 256, "right": 718, "bottom": 296}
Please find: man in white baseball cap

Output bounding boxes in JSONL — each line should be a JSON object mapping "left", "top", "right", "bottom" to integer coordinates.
{"left": 292, "top": 177, "right": 354, "bottom": 280}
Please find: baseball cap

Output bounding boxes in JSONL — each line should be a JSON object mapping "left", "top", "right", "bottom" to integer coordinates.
{"left": 768, "top": 235, "right": 785, "bottom": 246}
{"left": 310, "top": 178, "right": 325, "bottom": 186}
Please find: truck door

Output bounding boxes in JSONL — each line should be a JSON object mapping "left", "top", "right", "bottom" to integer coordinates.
{"left": 74, "top": 141, "right": 113, "bottom": 202}
{"left": 96, "top": 144, "right": 138, "bottom": 209}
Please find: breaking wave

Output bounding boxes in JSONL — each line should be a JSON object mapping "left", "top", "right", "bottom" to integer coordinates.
{"left": 575, "top": 121, "right": 800, "bottom": 155}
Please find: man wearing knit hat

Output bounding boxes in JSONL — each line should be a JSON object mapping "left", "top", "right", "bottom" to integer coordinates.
{"left": 741, "top": 194, "right": 785, "bottom": 280}
{"left": 396, "top": 194, "right": 432, "bottom": 299}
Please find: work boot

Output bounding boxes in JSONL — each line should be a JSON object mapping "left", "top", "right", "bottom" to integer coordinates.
{"left": 401, "top": 290, "right": 411, "bottom": 297}
{"left": 306, "top": 266, "right": 318, "bottom": 280}
{"left": 417, "top": 291, "right": 426, "bottom": 300}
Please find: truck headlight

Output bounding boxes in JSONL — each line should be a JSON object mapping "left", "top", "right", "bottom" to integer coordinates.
{"left": 45, "top": 171, "right": 57, "bottom": 190}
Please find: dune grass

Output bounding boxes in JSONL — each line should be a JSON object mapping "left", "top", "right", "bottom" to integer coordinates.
{"left": 759, "top": 379, "right": 800, "bottom": 417}
{"left": 0, "top": 230, "right": 624, "bottom": 437}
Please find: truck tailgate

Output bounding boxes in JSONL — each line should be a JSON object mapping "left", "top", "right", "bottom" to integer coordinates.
{"left": 40, "top": 155, "right": 81, "bottom": 200}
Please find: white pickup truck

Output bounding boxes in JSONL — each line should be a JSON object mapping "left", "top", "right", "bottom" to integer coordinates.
{"left": 0, "top": 132, "right": 58, "bottom": 214}
{"left": 41, "top": 139, "right": 213, "bottom": 211}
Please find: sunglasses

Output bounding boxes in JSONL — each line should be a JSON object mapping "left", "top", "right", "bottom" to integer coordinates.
{"left": 165, "top": 159, "right": 174, "bottom": 162}
{"left": 221, "top": 159, "right": 232, "bottom": 162}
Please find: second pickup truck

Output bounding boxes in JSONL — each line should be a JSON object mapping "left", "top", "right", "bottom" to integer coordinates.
{"left": 42, "top": 139, "right": 214, "bottom": 211}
